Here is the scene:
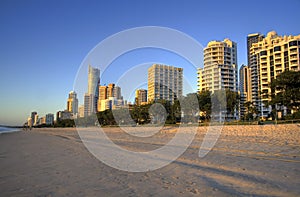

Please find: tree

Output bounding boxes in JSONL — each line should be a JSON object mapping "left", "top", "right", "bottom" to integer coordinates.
{"left": 197, "top": 90, "right": 211, "bottom": 120}
{"left": 243, "top": 101, "right": 258, "bottom": 121}
{"left": 225, "top": 89, "right": 239, "bottom": 117}
{"left": 270, "top": 70, "right": 300, "bottom": 114}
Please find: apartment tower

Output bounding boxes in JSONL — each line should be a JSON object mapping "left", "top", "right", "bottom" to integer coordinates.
{"left": 148, "top": 64, "right": 183, "bottom": 103}
{"left": 197, "top": 38, "right": 238, "bottom": 93}
{"left": 135, "top": 89, "right": 148, "bottom": 105}
{"left": 249, "top": 31, "right": 300, "bottom": 117}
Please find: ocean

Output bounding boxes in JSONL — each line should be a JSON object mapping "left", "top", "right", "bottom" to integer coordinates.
{"left": 0, "top": 126, "right": 20, "bottom": 134}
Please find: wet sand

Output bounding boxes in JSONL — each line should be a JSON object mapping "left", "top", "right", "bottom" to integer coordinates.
{"left": 0, "top": 124, "right": 299, "bottom": 196}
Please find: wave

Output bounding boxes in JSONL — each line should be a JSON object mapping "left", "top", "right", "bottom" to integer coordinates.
{"left": 0, "top": 127, "right": 20, "bottom": 134}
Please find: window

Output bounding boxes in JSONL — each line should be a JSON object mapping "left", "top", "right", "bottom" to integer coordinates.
{"left": 289, "top": 41, "right": 297, "bottom": 47}
{"left": 260, "top": 50, "right": 267, "bottom": 56}
{"left": 274, "top": 46, "right": 281, "bottom": 52}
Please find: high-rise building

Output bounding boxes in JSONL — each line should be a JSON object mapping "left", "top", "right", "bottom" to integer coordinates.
{"left": 239, "top": 64, "right": 251, "bottom": 118}
{"left": 99, "top": 86, "right": 108, "bottom": 100}
{"left": 148, "top": 64, "right": 183, "bottom": 103}
{"left": 78, "top": 105, "right": 84, "bottom": 118}
{"left": 106, "top": 83, "right": 121, "bottom": 99}
{"left": 33, "top": 114, "right": 39, "bottom": 126}
{"left": 88, "top": 65, "right": 100, "bottom": 96}
{"left": 45, "top": 113, "right": 54, "bottom": 125}
{"left": 197, "top": 39, "right": 238, "bottom": 93}
{"left": 97, "top": 84, "right": 123, "bottom": 111}
{"left": 56, "top": 110, "right": 72, "bottom": 121}
{"left": 249, "top": 31, "right": 300, "bottom": 118}
{"left": 30, "top": 111, "right": 37, "bottom": 126}
{"left": 67, "top": 91, "right": 78, "bottom": 115}
{"left": 27, "top": 117, "right": 32, "bottom": 127}
{"left": 85, "top": 65, "right": 100, "bottom": 115}
{"left": 247, "top": 33, "right": 265, "bottom": 66}
{"left": 84, "top": 93, "right": 95, "bottom": 117}
{"left": 135, "top": 89, "right": 147, "bottom": 105}
{"left": 247, "top": 33, "right": 265, "bottom": 115}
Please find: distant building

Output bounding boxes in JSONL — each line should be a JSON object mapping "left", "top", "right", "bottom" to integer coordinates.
{"left": 31, "top": 111, "right": 37, "bottom": 126}
{"left": 135, "top": 89, "right": 147, "bottom": 105}
{"left": 56, "top": 110, "right": 72, "bottom": 121}
{"left": 99, "top": 86, "right": 108, "bottom": 100}
{"left": 67, "top": 91, "right": 78, "bottom": 115}
{"left": 239, "top": 64, "right": 251, "bottom": 118}
{"left": 88, "top": 65, "right": 100, "bottom": 96}
{"left": 97, "top": 83, "right": 123, "bottom": 111}
{"left": 99, "top": 97, "right": 124, "bottom": 112}
{"left": 85, "top": 65, "right": 100, "bottom": 115}
{"left": 99, "top": 99, "right": 112, "bottom": 112}
{"left": 78, "top": 105, "right": 84, "bottom": 118}
{"left": 148, "top": 64, "right": 183, "bottom": 103}
{"left": 45, "top": 113, "right": 54, "bottom": 125}
{"left": 27, "top": 117, "right": 32, "bottom": 127}
{"left": 84, "top": 93, "right": 95, "bottom": 117}
{"left": 33, "top": 114, "right": 39, "bottom": 126}
{"left": 106, "top": 83, "right": 121, "bottom": 99}
{"left": 39, "top": 116, "right": 46, "bottom": 125}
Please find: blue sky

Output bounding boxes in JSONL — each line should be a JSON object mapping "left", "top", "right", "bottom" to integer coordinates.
{"left": 0, "top": 0, "right": 299, "bottom": 126}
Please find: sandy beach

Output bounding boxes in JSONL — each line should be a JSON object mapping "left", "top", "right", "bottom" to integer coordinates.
{"left": 0, "top": 124, "right": 299, "bottom": 196}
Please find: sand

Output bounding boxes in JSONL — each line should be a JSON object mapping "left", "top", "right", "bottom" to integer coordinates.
{"left": 0, "top": 124, "right": 299, "bottom": 196}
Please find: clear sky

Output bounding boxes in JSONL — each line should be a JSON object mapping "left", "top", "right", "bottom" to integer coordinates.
{"left": 0, "top": 0, "right": 299, "bottom": 126}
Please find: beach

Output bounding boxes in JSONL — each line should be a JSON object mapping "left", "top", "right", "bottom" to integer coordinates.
{"left": 0, "top": 124, "right": 299, "bottom": 196}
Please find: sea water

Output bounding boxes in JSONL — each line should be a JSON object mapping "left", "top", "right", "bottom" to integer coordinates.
{"left": 0, "top": 126, "right": 19, "bottom": 134}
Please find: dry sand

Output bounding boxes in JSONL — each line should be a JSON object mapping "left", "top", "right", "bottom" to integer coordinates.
{"left": 0, "top": 124, "right": 299, "bottom": 196}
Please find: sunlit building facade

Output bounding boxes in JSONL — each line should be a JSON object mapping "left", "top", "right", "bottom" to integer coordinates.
{"left": 148, "top": 64, "right": 183, "bottom": 103}
{"left": 197, "top": 39, "right": 238, "bottom": 93}
{"left": 67, "top": 91, "right": 78, "bottom": 115}
{"left": 248, "top": 31, "right": 300, "bottom": 118}
{"left": 135, "top": 89, "right": 147, "bottom": 105}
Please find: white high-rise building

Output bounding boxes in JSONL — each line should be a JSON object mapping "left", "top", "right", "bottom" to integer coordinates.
{"left": 197, "top": 38, "right": 238, "bottom": 93}
{"left": 148, "top": 64, "right": 183, "bottom": 103}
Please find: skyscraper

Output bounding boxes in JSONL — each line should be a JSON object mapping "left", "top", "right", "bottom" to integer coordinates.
{"left": 239, "top": 64, "right": 251, "bottom": 118}
{"left": 98, "top": 86, "right": 108, "bottom": 100}
{"left": 247, "top": 33, "right": 265, "bottom": 66}
{"left": 30, "top": 111, "right": 37, "bottom": 126}
{"left": 135, "top": 89, "right": 147, "bottom": 105}
{"left": 45, "top": 113, "right": 54, "bottom": 125}
{"left": 97, "top": 83, "right": 123, "bottom": 112}
{"left": 197, "top": 39, "right": 238, "bottom": 93}
{"left": 84, "top": 93, "right": 95, "bottom": 117}
{"left": 67, "top": 91, "right": 78, "bottom": 115}
{"left": 247, "top": 33, "right": 265, "bottom": 115}
{"left": 85, "top": 65, "right": 100, "bottom": 115}
{"left": 249, "top": 31, "right": 300, "bottom": 118}
{"left": 88, "top": 65, "right": 100, "bottom": 96}
{"left": 148, "top": 64, "right": 183, "bottom": 103}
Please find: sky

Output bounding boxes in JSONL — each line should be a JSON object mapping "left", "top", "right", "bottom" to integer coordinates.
{"left": 0, "top": 0, "right": 299, "bottom": 126}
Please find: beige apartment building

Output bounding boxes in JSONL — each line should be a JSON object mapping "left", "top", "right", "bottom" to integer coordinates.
{"left": 135, "top": 89, "right": 147, "bottom": 105}
{"left": 248, "top": 31, "right": 300, "bottom": 117}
